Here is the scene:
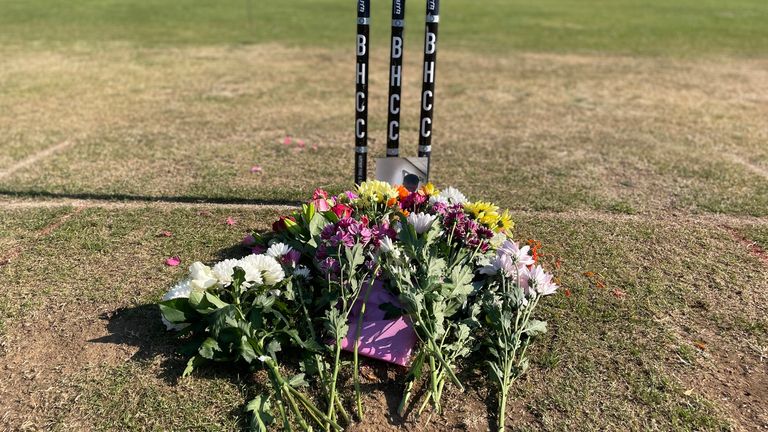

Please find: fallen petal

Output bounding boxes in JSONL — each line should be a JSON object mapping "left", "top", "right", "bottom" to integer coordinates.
{"left": 311, "top": 144, "right": 318, "bottom": 151}
{"left": 226, "top": 217, "right": 236, "bottom": 226}
{"left": 297, "top": 139, "right": 306, "bottom": 148}
{"left": 165, "top": 256, "right": 181, "bottom": 267}
{"left": 157, "top": 231, "right": 173, "bottom": 238}
{"left": 250, "top": 165, "right": 263, "bottom": 174}
{"left": 282, "top": 136, "right": 292, "bottom": 146}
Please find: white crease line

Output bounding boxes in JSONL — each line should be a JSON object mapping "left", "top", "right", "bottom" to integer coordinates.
{"left": 729, "top": 154, "right": 768, "bottom": 180}
{"left": 0, "top": 140, "right": 74, "bottom": 180}
{"left": 0, "top": 198, "right": 299, "bottom": 211}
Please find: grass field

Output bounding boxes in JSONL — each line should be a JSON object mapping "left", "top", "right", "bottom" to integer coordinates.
{"left": 1, "top": 0, "right": 767, "bottom": 431}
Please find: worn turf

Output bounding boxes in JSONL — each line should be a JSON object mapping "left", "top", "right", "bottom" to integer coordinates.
{"left": 0, "top": 208, "right": 766, "bottom": 430}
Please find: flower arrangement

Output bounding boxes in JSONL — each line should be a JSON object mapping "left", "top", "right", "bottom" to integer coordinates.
{"left": 159, "top": 181, "right": 559, "bottom": 431}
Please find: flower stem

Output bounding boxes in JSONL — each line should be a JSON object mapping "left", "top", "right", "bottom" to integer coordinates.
{"left": 325, "top": 340, "right": 343, "bottom": 431}
{"left": 288, "top": 385, "right": 343, "bottom": 431}
{"left": 353, "top": 282, "right": 374, "bottom": 420}
{"left": 428, "top": 354, "right": 441, "bottom": 413}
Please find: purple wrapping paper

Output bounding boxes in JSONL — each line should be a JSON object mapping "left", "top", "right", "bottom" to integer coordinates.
{"left": 338, "top": 280, "right": 417, "bottom": 367}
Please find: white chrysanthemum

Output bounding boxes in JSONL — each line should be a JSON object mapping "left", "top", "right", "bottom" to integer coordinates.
{"left": 161, "top": 280, "right": 192, "bottom": 331}
{"left": 268, "top": 289, "right": 282, "bottom": 297}
{"left": 379, "top": 236, "right": 395, "bottom": 253}
{"left": 378, "top": 236, "right": 401, "bottom": 259}
{"left": 293, "top": 266, "right": 311, "bottom": 279}
{"left": 162, "top": 279, "right": 193, "bottom": 301}
{"left": 240, "top": 254, "right": 285, "bottom": 286}
{"left": 237, "top": 257, "right": 265, "bottom": 285}
{"left": 407, "top": 212, "right": 437, "bottom": 234}
{"left": 212, "top": 258, "right": 241, "bottom": 285}
{"left": 430, "top": 186, "right": 467, "bottom": 205}
{"left": 266, "top": 242, "right": 293, "bottom": 258}
{"left": 188, "top": 262, "right": 218, "bottom": 290}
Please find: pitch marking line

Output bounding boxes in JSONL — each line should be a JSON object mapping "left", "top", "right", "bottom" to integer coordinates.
{"left": 0, "top": 140, "right": 74, "bottom": 180}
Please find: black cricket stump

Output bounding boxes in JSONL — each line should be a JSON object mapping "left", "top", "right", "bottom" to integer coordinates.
{"left": 386, "top": 0, "right": 406, "bottom": 158}
{"left": 354, "top": 0, "right": 371, "bottom": 185}
{"left": 418, "top": 0, "right": 439, "bottom": 176}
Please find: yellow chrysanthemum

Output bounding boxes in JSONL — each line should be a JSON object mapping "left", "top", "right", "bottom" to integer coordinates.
{"left": 465, "top": 201, "right": 511, "bottom": 230}
{"left": 420, "top": 182, "right": 438, "bottom": 196}
{"left": 356, "top": 180, "right": 398, "bottom": 205}
{"left": 495, "top": 210, "right": 515, "bottom": 233}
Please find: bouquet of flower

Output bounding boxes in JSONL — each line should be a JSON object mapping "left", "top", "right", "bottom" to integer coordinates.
{"left": 159, "top": 181, "right": 559, "bottom": 431}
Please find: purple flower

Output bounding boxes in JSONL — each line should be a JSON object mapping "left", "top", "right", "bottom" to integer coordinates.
{"left": 282, "top": 249, "right": 301, "bottom": 266}
{"left": 319, "top": 257, "right": 340, "bottom": 275}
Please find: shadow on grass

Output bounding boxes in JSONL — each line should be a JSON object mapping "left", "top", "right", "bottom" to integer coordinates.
{"left": 0, "top": 189, "right": 301, "bottom": 207}
{"left": 89, "top": 304, "right": 195, "bottom": 385}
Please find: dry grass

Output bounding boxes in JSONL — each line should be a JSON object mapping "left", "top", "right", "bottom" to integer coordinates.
{"left": 1, "top": 45, "right": 767, "bottom": 214}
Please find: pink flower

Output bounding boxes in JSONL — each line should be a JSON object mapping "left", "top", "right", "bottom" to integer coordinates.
{"left": 312, "top": 198, "right": 331, "bottom": 212}
{"left": 242, "top": 234, "right": 257, "bottom": 246}
{"left": 251, "top": 165, "right": 263, "bottom": 174}
{"left": 226, "top": 217, "right": 236, "bottom": 226}
{"left": 282, "top": 135, "right": 292, "bottom": 146}
{"left": 297, "top": 139, "right": 306, "bottom": 148}
{"left": 498, "top": 241, "right": 535, "bottom": 267}
{"left": 313, "top": 189, "right": 329, "bottom": 200}
{"left": 165, "top": 256, "right": 181, "bottom": 267}
{"left": 524, "top": 265, "right": 558, "bottom": 297}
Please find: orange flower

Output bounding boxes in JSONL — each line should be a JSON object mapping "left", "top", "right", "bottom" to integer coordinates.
{"left": 386, "top": 197, "right": 398, "bottom": 207}
{"left": 397, "top": 185, "right": 410, "bottom": 200}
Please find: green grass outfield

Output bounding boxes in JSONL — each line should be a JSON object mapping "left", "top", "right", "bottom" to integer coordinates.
{"left": 2, "top": 0, "right": 768, "bottom": 56}
{"left": 1, "top": 1, "right": 767, "bottom": 431}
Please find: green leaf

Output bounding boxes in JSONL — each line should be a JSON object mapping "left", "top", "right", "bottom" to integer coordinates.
{"left": 158, "top": 298, "right": 196, "bottom": 324}
{"left": 210, "top": 304, "right": 240, "bottom": 338}
{"left": 189, "top": 290, "right": 229, "bottom": 314}
{"left": 199, "top": 337, "right": 222, "bottom": 359}
{"left": 309, "top": 212, "right": 330, "bottom": 237}
{"left": 246, "top": 394, "right": 275, "bottom": 432}
{"left": 232, "top": 267, "right": 246, "bottom": 295}
{"left": 524, "top": 320, "right": 548, "bottom": 336}
{"left": 266, "top": 339, "right": 282, "bottom": 357}
{"left": 183, "top": 355, "right": 206, "bottom": 377}
{"left": 344, "top": 244, "right": 365, "bottom": 269}
{"left": 239, "top": 336, "right": 258, "bottom": 363}
{"left": 287, "top": 373, "right": 308, "bottom": 388}
{"left": 486, "top": 360, "right": 504, "bottom": 387}
{"left": 426, "top": 257, "right": 447, "bottom": 279}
